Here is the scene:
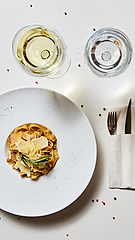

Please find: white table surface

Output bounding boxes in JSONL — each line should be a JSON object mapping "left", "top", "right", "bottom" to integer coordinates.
{"left": 1, "top": 0, "right": 135, "bottom": 239}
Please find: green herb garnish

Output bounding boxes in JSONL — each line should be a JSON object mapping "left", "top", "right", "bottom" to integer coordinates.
{"left": 19, "top": 153, "right": 51, "bottom": 169}
{"left": 20, "top": 153, "right": 31, "bottom": 169}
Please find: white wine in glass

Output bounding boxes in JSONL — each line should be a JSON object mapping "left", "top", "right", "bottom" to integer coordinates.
{"left": 12, "top": 25, "right": 70, "bottom": 78}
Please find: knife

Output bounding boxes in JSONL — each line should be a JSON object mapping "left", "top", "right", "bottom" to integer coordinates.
{"left": 125, "top": 98, "right": 132, "bottom": 134}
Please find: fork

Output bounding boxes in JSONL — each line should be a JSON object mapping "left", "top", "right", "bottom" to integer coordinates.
{"left": 107, "top": 111, "right": 117, "bottom": 135}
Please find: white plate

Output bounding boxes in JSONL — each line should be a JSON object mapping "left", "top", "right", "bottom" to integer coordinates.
{"left": 0, "top": 88, "right": 97, "bottom": 217}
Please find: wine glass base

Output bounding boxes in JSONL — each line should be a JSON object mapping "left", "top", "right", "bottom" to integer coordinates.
{"left": 47, "top": 50, "right": 71, "bottom": 79}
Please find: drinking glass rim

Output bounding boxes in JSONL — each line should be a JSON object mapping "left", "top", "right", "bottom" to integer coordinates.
{"left": 85, "top": 27, "right": 132, "bottom": 47}
{"left": 12, "top": 24, "right": 58, "bottom": 69}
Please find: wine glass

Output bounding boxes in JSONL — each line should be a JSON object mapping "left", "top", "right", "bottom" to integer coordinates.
{"left": 84, "top": 27, "right": 133, "bottom": 77}
{"left": 12, "top": 24, "right": 71, "bottom": 78}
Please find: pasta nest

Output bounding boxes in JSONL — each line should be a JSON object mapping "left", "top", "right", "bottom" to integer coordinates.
{"left": 7, "top": 123, "right": 59, "bottom": 180}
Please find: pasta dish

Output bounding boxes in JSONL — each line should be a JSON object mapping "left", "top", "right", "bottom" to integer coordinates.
{"left": 7, "top": 123, "right": 59, "bottom": 180}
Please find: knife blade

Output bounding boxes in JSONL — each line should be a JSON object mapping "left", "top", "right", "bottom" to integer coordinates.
{"left": 125, "top": 98, "right": 132, "bottom": 134}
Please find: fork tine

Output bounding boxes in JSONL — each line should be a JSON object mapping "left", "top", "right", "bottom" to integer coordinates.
{"left": 114, "top": 111, "right": 117, "bottom": 127}
{"left": 107, "top": 112, "right": 110, "bottom": 127}
{"left": 112, "top": 111, "right": 115, "bottom": 126}
{"left": 110, "top": 111, "right": 113, "bottom": 126}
